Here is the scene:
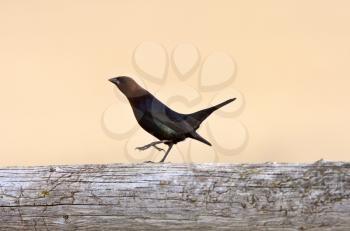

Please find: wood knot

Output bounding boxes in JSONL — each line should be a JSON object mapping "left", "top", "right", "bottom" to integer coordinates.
{"left": 63, "top": 215, "right": 69, "bottom": 221}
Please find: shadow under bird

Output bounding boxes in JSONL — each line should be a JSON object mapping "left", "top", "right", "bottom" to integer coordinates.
{"left": 109, "top": 76, "right": 236, "bottom": 162}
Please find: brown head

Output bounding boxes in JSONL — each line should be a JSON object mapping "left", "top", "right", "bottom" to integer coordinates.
{"left": 109, "top": 76, "right": 148, "bottom": 98}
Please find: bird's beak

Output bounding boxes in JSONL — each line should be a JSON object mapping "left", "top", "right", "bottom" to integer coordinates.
{"left": 109, "top": 77, "right": 120, "bottom": 85}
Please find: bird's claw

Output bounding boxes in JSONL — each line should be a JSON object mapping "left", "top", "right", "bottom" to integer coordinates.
{"left": 135, "top": 143, "right": 165, "bottom": 152}
{"left": 153, "top": 145, "right": 165, "bottom": 152}
{"left": 135, "top": 146, "right": 148, "bottom": 151}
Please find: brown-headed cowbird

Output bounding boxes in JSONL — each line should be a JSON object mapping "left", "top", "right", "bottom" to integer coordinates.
{"left": 109, "top": 76, "right": 236, "bottom": 162}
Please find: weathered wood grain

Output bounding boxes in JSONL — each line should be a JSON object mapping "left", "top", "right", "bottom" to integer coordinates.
{"left": 0, "top": 160, "right": 349, "bottom": 230}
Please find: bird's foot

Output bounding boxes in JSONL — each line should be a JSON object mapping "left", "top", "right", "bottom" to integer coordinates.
{"left": 152, "top": 144, "right": 165, "bottom": 152}
{"left": 135, "top": 142, "right": 165, "bottom": 152}
{"left": 135, "top": 146, "right": 148, "bottom": 151}
{"left": 142, "top": 160, "right": 169, "bottom": 163}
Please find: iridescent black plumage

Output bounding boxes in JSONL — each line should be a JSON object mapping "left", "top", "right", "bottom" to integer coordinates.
{"left": 109, "top": 76, "right": 235, "bottom": 162}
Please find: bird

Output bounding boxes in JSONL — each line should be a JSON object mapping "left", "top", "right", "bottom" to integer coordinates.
{"left": 109, "top": 76, "right": 236, "bottom": 163}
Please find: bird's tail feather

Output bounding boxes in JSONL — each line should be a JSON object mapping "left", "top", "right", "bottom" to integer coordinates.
{"left": 187, "top": 98, "right": 236, "bottom": 128}
{"left": 189, "top": 132, "right": 212, "bottom": 146}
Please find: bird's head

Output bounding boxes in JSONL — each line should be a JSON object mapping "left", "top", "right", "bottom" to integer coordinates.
{"left": 109, "top": 76, "right": 148, "bottom": 98}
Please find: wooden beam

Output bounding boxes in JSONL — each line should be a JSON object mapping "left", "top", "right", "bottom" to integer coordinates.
{"left": 0, "top": 160, "right": 349, "bottom": 230}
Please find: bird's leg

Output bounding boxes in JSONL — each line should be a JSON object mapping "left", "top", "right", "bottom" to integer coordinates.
{"left": 135, "top": 141, "right": 165, "bottom": 152}
{"left": 159, "top": 143, "right": 174, "bottom": 163}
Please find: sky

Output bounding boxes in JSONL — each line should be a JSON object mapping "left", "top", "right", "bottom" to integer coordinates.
{"left": 1, "top": 0, "right": 350, "bottom": 166}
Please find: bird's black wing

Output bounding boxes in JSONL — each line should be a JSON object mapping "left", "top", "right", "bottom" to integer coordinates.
{"left": 147, "top": 97, "right": 195, "bottom": 136}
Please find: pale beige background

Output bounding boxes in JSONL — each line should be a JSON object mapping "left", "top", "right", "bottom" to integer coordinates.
{"left": 1, "top": 0, "right": 350, "bottom": 166}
